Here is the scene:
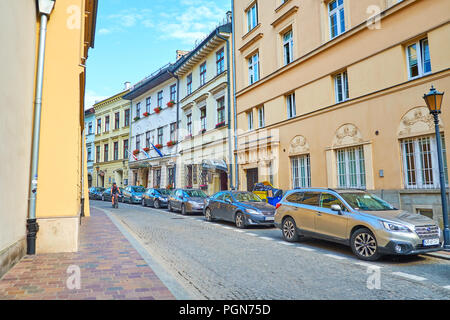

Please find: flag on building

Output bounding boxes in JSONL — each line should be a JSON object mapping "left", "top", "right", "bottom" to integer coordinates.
{"left": 127, "top": 150, "right": 138, "bottom": 161}
{"left": 151, "top": 143, "right": 164, "bottom": 158}
{"left": 141, "top": 148, "right": 151, "bottom": 159}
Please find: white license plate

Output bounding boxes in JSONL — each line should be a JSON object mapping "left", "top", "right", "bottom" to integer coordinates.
{"left": 423, "top": 238, "right": 440, "bottom": 246}
{"left": 265, "top": 217, "right": 274, "bottom": 221}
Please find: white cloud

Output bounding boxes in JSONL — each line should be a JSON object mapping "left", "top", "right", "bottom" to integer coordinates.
{"left": 84, "top": 90, "right": 107, "bottom": 110}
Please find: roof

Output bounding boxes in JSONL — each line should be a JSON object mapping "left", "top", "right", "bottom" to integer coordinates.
{"left": 84, "top": 107, "right": 95, "bottom": 116}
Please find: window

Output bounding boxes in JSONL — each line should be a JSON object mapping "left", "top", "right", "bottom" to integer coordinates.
{"left": 336, "top": 146, "right": 366, "bottom": 189}
{"left": 187, "top": 114, "right": 192, "bottom": 135}
{"left": 186, "top": 165, "right": 193, "bottom": 186}
{"left": 157, "top": 91, "right": 163, "bottom": 107}
{"left": 291, "top": 154, "right": 311, "bottom": 188}
{"left": 170, "top": 84, "right": 177, "bottom": 102}
{"left": 246, "top": 3, "right": 258, "bottom": 32}
{"left": 187, "top": 74, "right": 192, "bottom": 95}
{"left": 136, "top": 135, "right": 141, "bottom": 151}
{"left": 406, "top": 38, "right": 431, "bottom": 79}
{"left": 200, "top": 62, "right": 207, "bottom": 86}
{"left": 193, "top": 165, "right": 198, "bottom": 185}
{"left": 113, "top": 142, "right": 119, "bottom": 160}
{"left": 320, "top": 193, "right": 344, "bottom": 209}
{"left": 146, "top": 97, "right": 151, "bottom": 113}
{"left": 257, "top": 106, "right": 265, "bottom": 128}
{"left": 170, "top": 122, "right": 177, "bottom": 141}
{"left": 286, "top": 192, "right": 304, "bottom": 204}
{"left": 97, "top": 118, "right": 101, "bottom": 134}
{"left": 146, "top": 131, "right": 151, "bottom": 148}
{"left": 216, "top": 48, "right": 225, "bottom": 74}
{"left": 401, "top": 134, "right": 448, "bottom": 189}
{"left": 283, "top": 30, "right": 294, "bottom": 65}
{"left": 115, "top": 112, "right": 120, "bottom": 129}
{"left": 286, "top": 93, "right": 296, "bottom": 118}
{"left": 88, "top": 122, "right": 93, "bottom": 134}
{"left": 136, "top": 103, "right": 141, "bottom": 118}
{"left": 200, "top": 107, "right": 207, "bottom": 131}
{"left": 328, "top": 0, "right": 345, "bottom": 39}
{"left": 104, "top": 144, "right": 109, "bottom": 162}
{"left": 168, "top": 167, "right": 175, "bottom": 186}
{"left": 87, "top": 147, "right": 92, "bottom": 161}
{"left": 248, "top": 53, "right": 259, "bottom": 85}
{"left": 247, "top": 110, "right": 254, "bottom": 131}
{"left": 96, "top": 145, "right": 100, "bottom": 162}
{"left": 153, "top": 169, "right": 161, "bottom": 187}
{"left": 217, "top": 97, "right": 225, "bottom": 124}
{"left": 157, "top": 127, "right": 163, "bottom": 145}
{"left": 124, "top": 109, "right": 130, "bottom": 127}
{"left": 123, "top": 139, "right": 128, "bottom": 159}
{"left": 105, "top": 116, "right": 110, "bottom": 132}
{"left": 334, "top": 71, "right": 349, "bottom": 103}
{"left": 301, "top": 192, "right": 321, "bottom": 206}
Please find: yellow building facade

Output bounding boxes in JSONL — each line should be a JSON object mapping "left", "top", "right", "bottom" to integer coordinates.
{"left": 0, "top": 0, "right": 97, "bottom": 271}
{"left": 93, "top": 88, "right": 131, "bottom": 189}
{"left": 233, "top": 0, "right": 450, "bottom": 226}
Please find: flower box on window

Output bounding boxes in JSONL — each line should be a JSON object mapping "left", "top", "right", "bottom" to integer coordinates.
{"left": 167, "top": 140, "right": 177, "bottom": 147}
{"left": 166, "top": 184, "right": 174, "bottom": 190}
{"left": 143, "top": 147, "right": 150, "bottom": 152}
{"left": 143, "top": 112, "right": 150, "bottom": 117}
{"left": 132, "top": 149, "right": 140, "bottom": 155}
{"left": 154, "top": 107, "right": 162, "bottom": 114}
{"left": 199, "top": 128, "right": 206, "bottom": 134}
{"left": 185, "top": 185, "right": 193, "bottom": 189}
{"left": 215, "top": 121, "right": 226, "bottom": 128}
{"left": 199, "top": 184, "right": 208, "bottom": 190}
{"left": 167, "top": 100, "right": 175, "bottom": 108}
{"left": 154, "top": 144, "right": 163, "bottom": 149}
{"left": 133, "top": 116, "right": 140, "bottom": 121}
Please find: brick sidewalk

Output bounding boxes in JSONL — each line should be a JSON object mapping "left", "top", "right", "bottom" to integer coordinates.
{"left": 0, "top": 207, "right": 175, "bottom": 300}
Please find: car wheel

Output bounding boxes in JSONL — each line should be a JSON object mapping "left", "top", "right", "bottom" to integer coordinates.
{"left": 351, "top": 228, "right": 381, "bottom": 261}
{"left": 142, "top": 199, "right": 146, "bottom": 207}
{"left": 205, "top": 208, "right": 214, "bottom": 222}
{"left": 154, "top": 200, "right": 160, "bottom": 209}
{"left": 181, "top": 204, "right": 188, "bottom": 215}
{"left": 168, "top": 202, "right": 173, "bottom": 212}
{"left": 282, "top": 217, "right": 299, "bottom": 242}
{"left": 102, "top": 195, "right": 105, "bottom": 201}
{"left": 235, "top": 212, "right": 246, "bottom": 229}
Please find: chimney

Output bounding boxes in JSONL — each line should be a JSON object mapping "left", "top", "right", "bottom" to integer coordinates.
{"left": 176, "top": 50, "right": 190, "bottom": 61}
{"left": 226, "top": 11, "right": 232, "bottom": 23}
{"left": 124, "top": 81, "right": 131, "bottom": 90}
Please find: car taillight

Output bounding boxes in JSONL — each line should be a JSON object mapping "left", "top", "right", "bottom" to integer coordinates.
{"left": 276, "top": 203, "right": 282, "bottom": 209}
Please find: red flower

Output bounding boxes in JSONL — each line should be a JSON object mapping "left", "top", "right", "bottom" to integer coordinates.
{"left": 167, "top": 100, "right": 175, "bottom": 107}
{"left": 155, "top": 144, "right": 163, "bottom": 149}
{"left": 143, "top": 147, "right": 150, "bottom": 152}
{"left": 143, "top": 112, "right": 150, "bottom": 117}
{"left": 167, "top": 141, "right": 177, "bottom": 147}
{"left": 154, "top": 107, "right": 162, "bottom": 114}
{"left": 132, "top": 149, "right": 140, "bottom": 155}
{"left": 215, "top": 121, "right": 226, "bottom": 128}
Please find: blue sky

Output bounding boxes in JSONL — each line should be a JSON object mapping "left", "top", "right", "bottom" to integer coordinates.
{"left": 85, "top": 0, "right": 231, "bottom": 109}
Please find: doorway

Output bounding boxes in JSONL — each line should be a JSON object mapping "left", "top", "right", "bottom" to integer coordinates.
{"left": 220, "top": 171, "right": 228, "bottom": 191}
{"left": 246, "top": 168, "right": 258, "bottom": 191}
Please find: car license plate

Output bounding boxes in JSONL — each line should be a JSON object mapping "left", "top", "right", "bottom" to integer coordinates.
{"left": 265, "top": 217, "right": 274, "bottom": 221}
{"left": 423, "top": 238, "right": 440, "bottom": 246}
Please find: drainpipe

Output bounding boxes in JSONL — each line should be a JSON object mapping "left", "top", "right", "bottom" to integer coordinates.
{"left": 168, "top": 69, "right": 180, "bottom": 189}
{"left": 230, "top": 0, "right": 239, "bottom": 190}
{"left": 80, "top": 128, "right": 85, "bottom": 222}
{"left": 27, "top": 0, "right": 56, "bottom": 255}
{"left": 215, "top": 28, "right": 234, "bottom": 190}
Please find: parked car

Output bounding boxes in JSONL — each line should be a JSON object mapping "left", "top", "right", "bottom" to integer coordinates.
{"left": 88, "top": 187, "right": 105, "bottom": 200}
{"left": 102, "top": 187, "right": 124, "bottom": 202}
{"left": 204, "top": 191, "right": 276, "bottom": 228}
{"left": 122, "top": 186, "right": 146, "bottom": 204}
{"left": 275, "top": 188, "right": 443, "bottom": 261}
{"left": 142, "top": 188, "right": 171, "bottom": 208}
{"left": 168, "top": 188, "right": 207, "bottom": 215}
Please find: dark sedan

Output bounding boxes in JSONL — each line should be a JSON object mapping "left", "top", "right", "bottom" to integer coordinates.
{"left": 142, "top": 188, "right": 171, "bottom": 208}
{"left": 122, "top": 186, "right": 146, "bottom": 204}
{"left": 168, "top": 189, "right": 208, "bottom": 215}
{"left": 89, "top": 187, "right": 105, "bottom": 200}
{"left": 204, "top": 191, "right": 276, "bottom": 228}
{"left": 101, "top": 187, "right": 124, "bottom": 202}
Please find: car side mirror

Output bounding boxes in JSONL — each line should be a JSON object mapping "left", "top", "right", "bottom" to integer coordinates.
{"left": 331, "top": 204, "right": 343, "bottom": 214}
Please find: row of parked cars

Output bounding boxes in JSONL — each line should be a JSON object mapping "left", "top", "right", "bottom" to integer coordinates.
{"left": 89, "top": 186, "right": 444, "bottom": 261}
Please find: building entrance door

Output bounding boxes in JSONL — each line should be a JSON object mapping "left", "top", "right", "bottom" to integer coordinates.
{"left": 220, "top": 172, "right": 228, "bottom": 191}
{"left": 246, "top": 168, "right": 258, "bottom": 191}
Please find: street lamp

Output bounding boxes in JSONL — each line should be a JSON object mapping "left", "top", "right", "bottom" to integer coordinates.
{"left": 423, "top": 85, "right": 449, "bottom": 250}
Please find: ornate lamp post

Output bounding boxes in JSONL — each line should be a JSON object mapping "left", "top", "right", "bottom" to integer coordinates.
{"left": 423, "top": 85, "right": 449, "bottom": 250}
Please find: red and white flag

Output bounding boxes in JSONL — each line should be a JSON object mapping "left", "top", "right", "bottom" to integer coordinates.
{"left": 127, "top": 150, "right": 138, "bottom": 161}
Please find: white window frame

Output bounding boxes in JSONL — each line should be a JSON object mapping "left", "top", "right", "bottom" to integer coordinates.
{"left": 247, "top": 111, "right": 254, "bottom": 131}
{"left": 246, "top": 3, "right": 258, "bottom": 32}
{"left": 334, "top": 71, "right": 349, "bottom": 103}
{"left": 286, "top": 93, "right": 296, "bottom": 119}
{"left": 406, "top": 38, "right": 431, "bottom": 80}
{"left": 283, "top": 30, "right": 294, "bottom": 66}
{"left": 291, "top": 154, "right": 311, "bottom": 188}
{"left": 248, "top": 53, "right": 260, "bottom": 85}
{"left": 336, "top": 146, "right": 366, "bottom": 189}
{"left": 257, "top": 106, "right": 265, "bottom": 128}
{"left": 328, "top": 0, "right": 345, "bottom": 39}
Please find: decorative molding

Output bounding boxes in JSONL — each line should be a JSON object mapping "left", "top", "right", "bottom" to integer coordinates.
{"left": 239, "top": 33, "right": 263, "bottom": 52}
{"left": 271, "top": 5, "right": 299, "bottom": 27}
{"left": 289, "top": 135, "right": 309, "bottom": 155}
{"left": 398, "top": 106, "right": 444, "bottom": 138}
{"left": 333, "top": 123, "right": 364, "bottom": 147}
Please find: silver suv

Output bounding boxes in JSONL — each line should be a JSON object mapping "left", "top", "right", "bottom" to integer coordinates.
{"left": 274, "top": 188, "right": 443, "bottom": 261}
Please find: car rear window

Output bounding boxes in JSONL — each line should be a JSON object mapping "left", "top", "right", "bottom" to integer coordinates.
{"left": 285, "top": 192, "right": 304, "bottom": 204}
{"left": 301, "top": 192, "right": 320, "bottom": 206}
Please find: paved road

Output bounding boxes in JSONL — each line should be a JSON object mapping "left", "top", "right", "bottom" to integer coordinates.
{"left": 91, "top": 200, "right": 450, "bottom": 300}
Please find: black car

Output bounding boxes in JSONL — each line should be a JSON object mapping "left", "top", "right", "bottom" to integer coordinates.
{"left": 204, "top": 191, "right": 276, "bottom": 228}
{"left": 89, "top": 187, "right": 105, "bottom": 200}
{"left": 168, "top": 189, "right": 208, "bottom": 215}
{"left": 102, "top": 187, "right": 124, "bottom": 202}
{"left": 142, "top": 188, "right": 171, "bottom": 208}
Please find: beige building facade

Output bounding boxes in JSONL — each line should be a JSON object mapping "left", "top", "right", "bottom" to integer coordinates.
{"left": 233, "top": 0, "right": 450, "bottom": 226}
{"left": 93, "top": 88, "right": 131, "bottom": 189}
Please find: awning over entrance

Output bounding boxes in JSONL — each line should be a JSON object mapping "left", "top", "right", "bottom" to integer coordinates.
{"left": 202, "top": 159, "right": 228, "bottom": 172}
